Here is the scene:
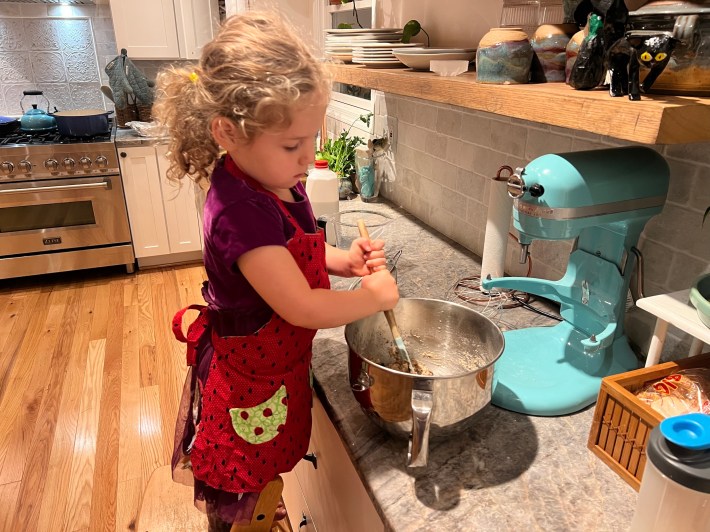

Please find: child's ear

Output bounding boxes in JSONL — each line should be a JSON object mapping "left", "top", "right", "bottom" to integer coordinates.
{"left": 211, "top": 117, "right": 241, "bottom": 149}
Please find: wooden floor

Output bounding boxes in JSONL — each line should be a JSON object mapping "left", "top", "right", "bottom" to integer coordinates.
{"left": 0, "top": 263, "right": 208, "bottom": 532}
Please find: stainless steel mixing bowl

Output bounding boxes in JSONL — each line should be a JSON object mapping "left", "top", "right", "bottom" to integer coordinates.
{"left": 345, "top": 298, "right": 505, "bottom": 467}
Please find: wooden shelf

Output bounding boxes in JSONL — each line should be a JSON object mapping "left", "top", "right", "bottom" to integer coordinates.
{"left": 327, "top": 63, "right": 710, "bottom": 145}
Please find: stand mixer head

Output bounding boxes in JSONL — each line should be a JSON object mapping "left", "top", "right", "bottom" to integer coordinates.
{"left": 482, "top": 146, "right": 669, "bottom": 416}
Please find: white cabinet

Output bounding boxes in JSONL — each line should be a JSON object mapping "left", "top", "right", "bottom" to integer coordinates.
{"left": 223, "top": 0, "right": 249, "bottom": 17}
{"left": 282, "top": 394, "right": 385, "bottom": 531}
{"left": 321, "top": 1, "right": 377, "bottom": 137}
{"left": 119, "top": 145, "right": 203, "bottom": 268}
{"left": 109, "top": 0, "right": 220, "bottom": 59}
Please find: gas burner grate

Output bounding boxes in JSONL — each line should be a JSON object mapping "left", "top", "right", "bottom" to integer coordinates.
{"left": 0, "top": 119, "right": 114, "bottom": 146}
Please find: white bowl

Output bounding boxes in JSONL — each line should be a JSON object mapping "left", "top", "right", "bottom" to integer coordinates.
{"left": 393, "top": 50, "right": 476, "bottom": 70}
{"left": 398, "top": 47, "right": 476, "bottom": 54}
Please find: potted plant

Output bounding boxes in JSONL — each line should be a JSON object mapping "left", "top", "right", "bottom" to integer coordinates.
{"left": 317, "top": 113, "right": 372, "bottom": 199}
{"left": 689, "top": 206, "right": 710, "bottom": 328}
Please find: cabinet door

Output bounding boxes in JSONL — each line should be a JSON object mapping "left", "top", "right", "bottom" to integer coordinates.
{"left": 109, "top": 0, "right": 181, "bottom": 59}
{"left": 281, "top": 470, "right": 317, "bottom": 532}
{"left": 173, "top": 0, "right": 220, "bottom": 59}
{"left": 156, "top": 145, "right": 203, "bottom": 254}
{"left": 119, "top": 146, "right": 171, "bottom": 258}
{"left": 294, "top": 396, "right": 384, "bottom": 531}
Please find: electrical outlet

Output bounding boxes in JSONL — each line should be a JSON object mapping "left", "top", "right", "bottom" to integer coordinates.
{"left": 374, "top": 115, "right": 398, "bottom": 155}
{"left": 386, "top": 116, "right": 398, "bottom": 155}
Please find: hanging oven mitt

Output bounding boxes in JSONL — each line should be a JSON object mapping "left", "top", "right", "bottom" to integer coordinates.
{"left": 124, "top": 51, "right": 155, "bottom": 107}
{"left": 105, "top": 49, "right": 155, "bottom": 109}
{"left": 105, "top": 49, "right": 134, "bottom": 109}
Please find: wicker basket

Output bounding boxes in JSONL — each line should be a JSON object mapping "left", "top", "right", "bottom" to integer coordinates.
{"left": 115, "top": 104, "right": 138, "bottom": 128}
{"left": 588, "top": 351, "right": 710, "bottom": 490}
{"left": 137, "top": 103, "right": 153, "bottom": 123}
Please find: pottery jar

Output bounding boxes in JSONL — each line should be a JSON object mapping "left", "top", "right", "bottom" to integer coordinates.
{"left": 531, "top": 23, "right": 579, "bottom": 82}
{"left": 476, "top": 27, "right": 534, "bottom": 84}
{"left": 629, "top": 0, "right": 710, "bottom": 95}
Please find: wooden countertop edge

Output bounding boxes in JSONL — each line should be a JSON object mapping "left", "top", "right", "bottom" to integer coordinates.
{"left": 327, "top": 63, "right": 710, "bottom": 145}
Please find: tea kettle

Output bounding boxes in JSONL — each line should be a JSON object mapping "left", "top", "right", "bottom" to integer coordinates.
{"left": 20, "top": 90, "right": 56, "bottom": 132}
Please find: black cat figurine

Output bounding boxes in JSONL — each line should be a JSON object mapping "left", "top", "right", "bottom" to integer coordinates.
{"left": 606, "top": 31, "right": 679, "bottom": 100}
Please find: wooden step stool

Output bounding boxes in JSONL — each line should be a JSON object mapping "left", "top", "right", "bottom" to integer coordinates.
{"left": 135, "top": 465, "right": 291, "bottom": 532}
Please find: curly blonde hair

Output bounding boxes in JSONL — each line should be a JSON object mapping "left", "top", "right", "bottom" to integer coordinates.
{"left": 153, "top": 11, "right": 331, "bottom": 183}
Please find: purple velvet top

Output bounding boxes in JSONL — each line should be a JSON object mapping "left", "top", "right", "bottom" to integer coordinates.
{"left": 202, "top": 156, "right": 317, "bottom": 335}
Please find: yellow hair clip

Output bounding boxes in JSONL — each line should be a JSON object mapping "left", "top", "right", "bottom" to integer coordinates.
{"left": 188, "top": 72, "right": 199, "bottom": 83}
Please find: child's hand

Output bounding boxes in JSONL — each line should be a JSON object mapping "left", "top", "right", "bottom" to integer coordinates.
{"left": 361, "top": 269, "right": 399, "bottom": 311}
{"left": 348, "top": 236, "right": 387, "bottom": 277}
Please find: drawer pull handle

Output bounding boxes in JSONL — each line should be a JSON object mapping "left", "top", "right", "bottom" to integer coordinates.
{"left": 303, "top": 452, "right": 318, "bottom": 469}
{"left": 299, "top": 513, "right": 308, "bottom": 529}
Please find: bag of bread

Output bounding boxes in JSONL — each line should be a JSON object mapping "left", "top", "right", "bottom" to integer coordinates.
{"left": 635, "top": 368, "right": 710, "bottom": 418}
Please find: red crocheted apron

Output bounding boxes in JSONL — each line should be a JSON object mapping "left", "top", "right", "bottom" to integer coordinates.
{"left": 172, "top": 189, "right": 329, "bottom": 494}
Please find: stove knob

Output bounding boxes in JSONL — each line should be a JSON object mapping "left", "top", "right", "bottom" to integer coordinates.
{"left": 62, "top": 158, "right": 76, "bottom": 170}
{"left": 45, "top": 159, "right": 59, "bottom": 171}
{"left": 95, "top": 155, "right": 109, "bottom": 169}
{"left": 0, "top": 161, "right": 14, "bottom": 175}
{"left": 79, "top": 156, "right": 92, "bottom": 170}
{"left": 18, "top": 160, "right": 32, "bottom": 173}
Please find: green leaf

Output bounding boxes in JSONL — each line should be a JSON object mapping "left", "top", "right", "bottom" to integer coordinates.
{"left": 317, "top": 113, "right": 370, "bottom": 177}
{"left": 337, "top": 22, "right": 352, "bottom": 29}
{"left": 402, "top": 19, "right": 421, "bottom": 44}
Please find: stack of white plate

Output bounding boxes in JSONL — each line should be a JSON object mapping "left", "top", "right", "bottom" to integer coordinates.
{"left": 351, "top": 42, "right": 420, "bottom": 68}
{"left": 392, "top": 48, "right": 477, "bottom": 71}
{"left": 324, "top": 28, "right": 403, "bottom": 63}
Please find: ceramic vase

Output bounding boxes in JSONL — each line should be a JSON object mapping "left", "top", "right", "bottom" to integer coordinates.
{"left": 476, "top": 27, "right": 534, "bottom": 84}
{"left": 531, "top": 23, "right": 578, "bottom": 82}
{"left": 565, "top": 25, "right": 587, "bottom": 84}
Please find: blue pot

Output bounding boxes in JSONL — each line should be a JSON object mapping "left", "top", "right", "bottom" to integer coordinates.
{"left": 0, "top": 116, "right": 20, "bottom": 136}
{"left": 52, "top": 110, "right": 113, "bottom": 137}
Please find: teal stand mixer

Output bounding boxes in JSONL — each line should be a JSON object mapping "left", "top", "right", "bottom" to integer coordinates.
{"left": 481, "top": 146, "right": 669, "bottom": 416}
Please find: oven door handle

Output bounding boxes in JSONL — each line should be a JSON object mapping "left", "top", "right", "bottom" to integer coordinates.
{"left": 0, "top": 179, "right": 111, "bottom": 195}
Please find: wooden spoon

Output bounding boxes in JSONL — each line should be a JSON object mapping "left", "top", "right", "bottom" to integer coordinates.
{"left": 357, "top": 219, "right": 414, "bottom": 373}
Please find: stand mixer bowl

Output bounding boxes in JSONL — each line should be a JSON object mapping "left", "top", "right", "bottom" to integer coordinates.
{"left": 345, "top": 298, "right": 504, "bottom": 467}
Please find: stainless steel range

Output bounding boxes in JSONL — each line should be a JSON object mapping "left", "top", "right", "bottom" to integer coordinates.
{"left": 0, "top": 123, "right": 135, "bottom": 280}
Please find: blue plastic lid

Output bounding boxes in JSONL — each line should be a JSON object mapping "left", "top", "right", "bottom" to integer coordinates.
{"left": 660, "top": 413, "right": 710, "bottom": 451}
{"left": 648, "top": 414, "right": 710, "bottom": 493}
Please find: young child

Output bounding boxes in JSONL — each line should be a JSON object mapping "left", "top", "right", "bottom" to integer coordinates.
{"left": 153, "top": 11, "right": 400, "bottom": 531}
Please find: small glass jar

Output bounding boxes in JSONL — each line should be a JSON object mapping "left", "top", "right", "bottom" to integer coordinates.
{"left": 355, "top": 145, "right": 379, "bottom": 202}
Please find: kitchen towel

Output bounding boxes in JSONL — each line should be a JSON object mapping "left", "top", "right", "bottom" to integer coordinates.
{"left": 481, "top": 176, "right": 513, "bottom": 287}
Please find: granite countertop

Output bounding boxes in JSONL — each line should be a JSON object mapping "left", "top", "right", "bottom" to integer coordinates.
{"left": 114, "top": 126, "right": 168, "bottom": 147}
{"left": 312, "top": 198, "right": 638, "bottom": 531}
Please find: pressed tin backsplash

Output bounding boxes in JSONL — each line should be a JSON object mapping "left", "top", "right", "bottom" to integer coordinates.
{"left": 0, "top": 17, "right": 105, "bottom": 115}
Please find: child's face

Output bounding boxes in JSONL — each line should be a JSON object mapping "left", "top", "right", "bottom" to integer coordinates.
{"left": 228, "top": 94, "right": 327, "bottom": 195}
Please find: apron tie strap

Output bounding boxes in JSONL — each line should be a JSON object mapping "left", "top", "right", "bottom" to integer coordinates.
{"left": 172, "top": 305, "right": 208, "bottom": 366}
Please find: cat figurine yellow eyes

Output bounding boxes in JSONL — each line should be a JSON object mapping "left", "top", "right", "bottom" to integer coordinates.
{"left": 606, "top": 31, "right": 679, "bottom": 100}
